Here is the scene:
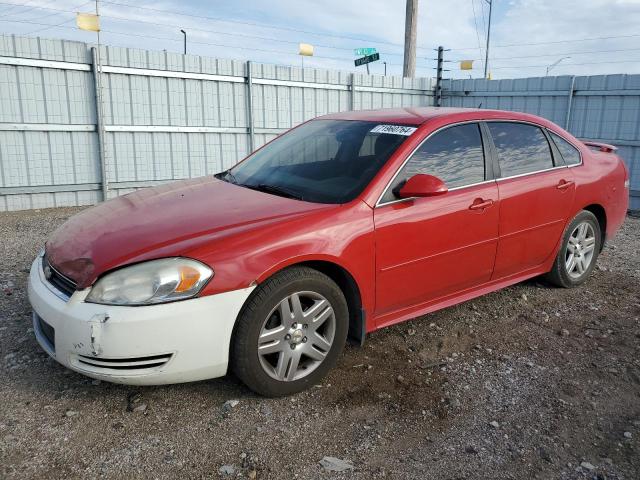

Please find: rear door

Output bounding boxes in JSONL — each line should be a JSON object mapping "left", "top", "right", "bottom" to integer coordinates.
{"left": 486, "top": 121, "right": 575, "bottom": 280}
{"left": 374, "top": 122, "right": 499, "bottom": 319}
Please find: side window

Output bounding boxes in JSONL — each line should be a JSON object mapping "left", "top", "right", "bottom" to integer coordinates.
{"left": 487, "top": 122, "right": 554, "bottom": 177}
{"left": 550, "top": 131, "right": 581, "bottom": 166}
{"left": 381, "top": 123, "right": 485, "bottom": 203}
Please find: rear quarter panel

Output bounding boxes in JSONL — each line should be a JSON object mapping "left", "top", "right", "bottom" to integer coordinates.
{"left": 570, "top": 147, "right": 628, "bottom": 239}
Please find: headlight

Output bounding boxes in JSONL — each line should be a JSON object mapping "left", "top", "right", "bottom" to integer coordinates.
{"left": 86, "top": 258, "right": 213, "bottom": 306}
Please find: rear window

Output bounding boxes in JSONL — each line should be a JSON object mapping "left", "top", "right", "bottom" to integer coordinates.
{"left": 488, "top": 122, "right": 554, "bottom": 177}
{"left": 550, "top": 131, "right": 581, "bottom": 166}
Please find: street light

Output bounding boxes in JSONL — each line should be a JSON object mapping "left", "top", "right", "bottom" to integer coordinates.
{"left": 546, "top": 56, "right": 571, "bottom": 76}
{"left": 180, "top": 29, "right": 186, "bottom": 55}
{"left": 483, "top": 0, "right": 492, "bottom": 79}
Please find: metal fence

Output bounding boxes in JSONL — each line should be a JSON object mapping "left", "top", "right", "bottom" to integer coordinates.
{"left": 0, "top": 34, "right": 433, "bottom": 211}
{"left": 1, "top": 33, "right": 638, "bottom": 212}
{"left": 442, "top": 75, "right": 640, "bottom": 210}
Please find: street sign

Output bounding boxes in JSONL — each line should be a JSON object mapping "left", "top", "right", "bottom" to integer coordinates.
{"left": 354, "top": 47, "right": 377, "bottom": 56}
{"left": 354, "top": 52, "right": 380, "bottom": 67}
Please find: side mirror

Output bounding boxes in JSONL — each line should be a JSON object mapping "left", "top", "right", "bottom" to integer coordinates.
{"left": 398, "top": 174, "right": 448, "bottom": 198}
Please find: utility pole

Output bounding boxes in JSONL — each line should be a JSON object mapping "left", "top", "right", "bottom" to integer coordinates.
{"left": 483, "top": 0, "right": 492, "bottom": 78}
{"left": 94, "top": 0, "right": 108, "bottom": 201}
{"left": 180, "top": 29, "right": 186, "bottom": 54}
{"left": 383, "top": 61, "right": 387, "bottom": 76}
{"left": 403, "top": 0, "right": 418, "bottom": 78}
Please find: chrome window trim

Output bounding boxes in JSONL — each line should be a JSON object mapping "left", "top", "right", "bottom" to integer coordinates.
{"left": 485, "top": 119, "right": 559, "bottom": 174}
{"left": 377, "top": 179, "right": 497, "bottom": 207}
{"left": 375, "top": 118, "right": 578, "bottom": 208}
{"left": 546, "top": 129, "right": 584, "bottom": 168}
{"left": 375, "top": 120, "right": 485, "bottom": 208}
{"left": 482, "top": 119, "right": 584, "bottom": 168}
{"left": 495, "top": 164, "right": 568, "bottom": 182}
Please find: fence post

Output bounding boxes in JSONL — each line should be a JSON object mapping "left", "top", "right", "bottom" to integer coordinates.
{"left": 246, "top": 61, "right": 255, "bottom": 153}
{"left": 435, "top": 46, "right": 444, "bottom": 107}
{"left": 91, "top": 46, "right": 108, "bottom": 201}
{"left": 564, "top": 75, "right": 576, "bottom": 131}
{"left": 349, "top": 72, "right": 355, "bottom": 110}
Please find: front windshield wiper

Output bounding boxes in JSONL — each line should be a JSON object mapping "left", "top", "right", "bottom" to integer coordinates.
{"left": 214, "top": 169, "right": 238, "bottom": 184}
{"left": 241, "top": 183, "right": 304, "bottom": 201}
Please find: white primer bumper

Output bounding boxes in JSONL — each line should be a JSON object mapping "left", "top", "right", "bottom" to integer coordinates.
{"left": 27, "top": 256, "right": 254, "bottom": 385}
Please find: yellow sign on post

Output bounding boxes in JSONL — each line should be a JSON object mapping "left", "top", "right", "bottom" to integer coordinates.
{"left": 460, "top": 60, "right": 474, "bottom": 70}
{"left": 76, "top": 13, "right": 100, "bottom": 32}
{"left": 298, "top": 43, "right": 314, "bottom": 56}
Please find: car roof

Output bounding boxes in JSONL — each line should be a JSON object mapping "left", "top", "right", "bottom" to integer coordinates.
{"left": 319, "top": 107, "right": 555, "bottom": 128}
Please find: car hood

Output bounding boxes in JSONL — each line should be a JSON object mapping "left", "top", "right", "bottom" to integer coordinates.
{"left": 45, "top": 177, "right": 329, "bottom": 288}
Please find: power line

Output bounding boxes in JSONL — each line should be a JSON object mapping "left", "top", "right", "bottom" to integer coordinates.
{"left": 4, "top": 16, "right": 640, "bottom": 73}
{"left": 470, "top": 0, "right": 484, "bottom": 58}
{"left": 0, "top": 0, "right": 429, "bottom": 53}
{"left": 478, "top": 0, "right": 487, "bottom": 44}
{"left": 0, "top": 0, "right": 38, "bottom": 17}
{"left": 451, "top": 33, "right": 640, "bottom": 52}
{"left": 24, "top": 16, "right": 76, "bottom": 35}
{"left": 2, "top": 1, "right": 640, "bottom": 59}
{"left": 1, "top": 2, "right": 639, "bottom": 75}
{"left": 22, "top": 1, "right": 91, "bottom": 24}
{"left": 0, "top": 17, "right": 392, "bottom": 64}
{"left": 100, "top": 0, "right": 435, "bottom": 52}
{"left": 483, "top": 47, "right": 640, "bottom": 62}
{"left": 0, "top": 1, "right": 412, "bottom": 57}
{"left": 446, "top": 47, "right": 640, "bottom": 64}
{"left": 489, "top": 59, "right": 640, "bottom": 70}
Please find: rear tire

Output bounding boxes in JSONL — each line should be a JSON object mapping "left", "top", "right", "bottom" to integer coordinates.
{"left": 231, "top": 266, "right": 348, "bottom": 397}
{"left": 545, "top": 210, "right": 601, "bottom": 288}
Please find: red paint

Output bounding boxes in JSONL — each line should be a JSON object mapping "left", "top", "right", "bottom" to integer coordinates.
{"left": 45, "top": 108, "right": 629, "bottom": 335}
{"left": 398, "top": 174, "right": 448, "bottom": 198}
{"left": 491, "top": 168, "right": 576, "bottom": 279}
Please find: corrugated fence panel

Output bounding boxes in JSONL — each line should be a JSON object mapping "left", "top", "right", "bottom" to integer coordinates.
{"left": 443, "top": 74, "right": 640, "bottom": 210}
{"left": 7, "top": 34, "right": 638, "bottom": 212}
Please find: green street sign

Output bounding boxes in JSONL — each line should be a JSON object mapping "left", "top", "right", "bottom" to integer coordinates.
{"left": 354, "top": 52, "right": 380, "bottom": 67}
{"left": 354, "top": 48, "right": 377, "bottom": 56}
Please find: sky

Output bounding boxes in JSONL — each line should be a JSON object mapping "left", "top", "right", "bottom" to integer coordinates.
{"left": 0, "top": 0, "right": 639, "bottom": 80}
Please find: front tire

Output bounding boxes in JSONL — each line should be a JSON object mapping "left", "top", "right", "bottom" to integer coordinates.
{"left": 545, "top": 210, "right": 601, "bottom": 288}
{"left": 231, "top": 266, "right": 348, "bottom": 397}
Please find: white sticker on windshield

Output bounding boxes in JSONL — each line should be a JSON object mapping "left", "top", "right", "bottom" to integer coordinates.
{"left": 370, "top": 124, "right": 417, "bottom": 136}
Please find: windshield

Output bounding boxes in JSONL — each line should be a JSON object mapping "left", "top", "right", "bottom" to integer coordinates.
{"left": 221, "top": 119, "right": 414, "bottom": 204}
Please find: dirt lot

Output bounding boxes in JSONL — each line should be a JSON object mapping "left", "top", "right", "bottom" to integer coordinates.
{"left": 0, "top": 207, "right": 639, "bottom": 480}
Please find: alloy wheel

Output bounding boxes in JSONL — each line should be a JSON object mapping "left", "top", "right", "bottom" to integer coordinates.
{"left": 257, "top": 291, "right": 336, "bottom": 382}
{"left": 565, "top": 221, "right": 596, "bottom": 279}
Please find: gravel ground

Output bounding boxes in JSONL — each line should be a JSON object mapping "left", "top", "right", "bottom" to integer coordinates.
{"left": 0, "top": 207, "right": 639, "bottom": 480}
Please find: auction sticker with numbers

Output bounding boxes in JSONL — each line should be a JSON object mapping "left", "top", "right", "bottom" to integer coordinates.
{"left": 370, "top": 124, "right": 417, "bottom": 136}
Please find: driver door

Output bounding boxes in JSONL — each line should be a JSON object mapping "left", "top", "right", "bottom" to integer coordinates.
{"left": 373, "top": 122, "right": 499, "bottom": 321}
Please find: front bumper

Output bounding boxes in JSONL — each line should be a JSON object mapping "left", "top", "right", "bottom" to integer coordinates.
{"left": 27, "top": 256, "right": 254, "bottom": 385}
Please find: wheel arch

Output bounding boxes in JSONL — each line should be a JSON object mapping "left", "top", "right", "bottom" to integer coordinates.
{"left": 253, "top": 256, "right": 367, "bottom": 347}
{"left": 582, "top": 203, "right": 607, "bottom": 250}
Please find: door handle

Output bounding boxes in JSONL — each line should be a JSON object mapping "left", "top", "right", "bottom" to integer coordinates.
{"left": 469, "top": 198, "right": 494, "bottom": 210}
{"left": 556, "top": 179, "right": 575, "bottom": 190}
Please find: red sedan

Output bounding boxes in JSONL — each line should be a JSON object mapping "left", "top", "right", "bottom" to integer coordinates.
{"left": 28, "top": 108, "right": 629, "bottom": 396}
